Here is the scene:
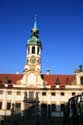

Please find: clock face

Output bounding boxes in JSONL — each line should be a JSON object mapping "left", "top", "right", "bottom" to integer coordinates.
{"left": 30, "top": 56, "right": 36, "bottom": 64}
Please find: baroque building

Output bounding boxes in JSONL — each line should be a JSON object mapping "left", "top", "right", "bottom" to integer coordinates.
{"left": 0, "top": 18, "right": 83, "bottom": 122}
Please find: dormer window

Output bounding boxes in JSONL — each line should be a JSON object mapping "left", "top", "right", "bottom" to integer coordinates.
{"left": 32, "top": 46, "right": 35, "bottom": 54}
{"left": 80, "top": 77, "right": 83, "bottom": 85}
{"left": 56, "top": 78, "right": 60, "bottom": 85}
{"left": 66, "top": 78, "right": 71, "bottom": 85}
{"left": 56, "top": 78, "right": 60, "bottom": 88}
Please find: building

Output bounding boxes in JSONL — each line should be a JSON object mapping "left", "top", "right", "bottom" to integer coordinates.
{"left": 0, "top": 18, "right": 83, "bottom": 123}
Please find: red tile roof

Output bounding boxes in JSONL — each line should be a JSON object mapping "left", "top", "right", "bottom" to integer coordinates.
{"left": 0, "top": 74, "right": 75, "bottom": 87}
{"left": 0, "top": 74, "right": 23, "bottom": 85}
{"left": 43, "top": 74, "right": 75, "bottom": 87}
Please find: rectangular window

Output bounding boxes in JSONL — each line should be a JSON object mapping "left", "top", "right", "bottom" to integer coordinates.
{"left": 61, "top": 104, "right": 65, "bottom": 111}
{"left": 48, "top": 104, "right": 51, "bottom": 112}
{"left": 8, "top": 91, "right": 12, "bottom": 95}
{"left": 42, "top": 92, "right": 46, "bottom": 96}
{"left": 51, "top": 92, "right": 56, "bottom": 96}
{"left": 29, "top": 92, "right": 34, "bottom": 99}
{"left": 17, "top": 91, "right": 21, "bottom": 95}
{"left": 16, "top": 103, "right": 21, "bottom": 109}
{"left": 41, "top": 104, "right": 47, "bottom": 112}
{"left": 15, "top": 103, "right": 21, "bottom": 113}
{"left": 7, "top": 102, "right": 11, "bottom": 110}
{"left": 51, "top": 104, "right": 56, "bottom": 111}
{"left": 80, "top": 77, "right": 83, "bottom": 85}
{"left": 61, "top": 92, "right": 64, "bottom": 96}
{"left": 72, "top": 92, "right": 75, "bottom": 96}
{"left": 0, "top": 102, "right": 2, "bottom": 109}
{"left": 0, "top": 90, "right": 3, "bottom": 94}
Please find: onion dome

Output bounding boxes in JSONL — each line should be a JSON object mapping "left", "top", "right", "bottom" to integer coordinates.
{"left": 27, "top": 17, "right": 42, "bottom": 48}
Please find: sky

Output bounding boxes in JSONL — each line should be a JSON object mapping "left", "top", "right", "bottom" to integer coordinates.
{"left": 0, "top": 0, "right": 83, "bottom": 74}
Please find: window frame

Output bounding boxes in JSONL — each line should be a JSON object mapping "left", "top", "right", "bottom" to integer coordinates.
{"left": 42, "top": 92, "right": 46, "bottom": 96}
{"left": 7, "top": 102, "right": 11, "bottom": 110}
{"left": 0, "top": 102, "right": 2, "bottom": 109}
{"left": 32, "top": 46, "right": 35, "bottom": 54}
{"left": 80, "top": 77, "right": 83, "bottom": 85}
{"left": 60, "top": 92, "right": 64, "bottom": 96}
{"left": 51, "top": 92, "right": 56, "bottom": 96}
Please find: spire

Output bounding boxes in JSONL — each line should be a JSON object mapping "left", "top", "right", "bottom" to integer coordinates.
{"left": 33, "top": 16, "right": 37, "bottom": 30}
{"left": 32, "top": 16, "right": 39, "bottom": 37}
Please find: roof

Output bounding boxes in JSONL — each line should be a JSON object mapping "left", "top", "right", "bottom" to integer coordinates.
{"left": 0, "top": 74, "right": 23, "bottom": 85}
{"left": 43, "top": 74, "right": 75, "bottom": 87}
{"left": 27, "top": 36, "right": 42, "bottom": 47}
{"left": 26, "top": 17, "right": 42, "bottom": 48}
{"left": 0, "top": 74, "right": 75, "bottom": 88}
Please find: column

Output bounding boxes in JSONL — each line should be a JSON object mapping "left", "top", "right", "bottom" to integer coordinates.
{"left": 30, "top": 46, "right": 32, "bottom": 54}
{"left": 35, "top": 46, "right": 37, "bottom": 54}
{"left": 2, "top": 90, "right": 7, "bottom": 115}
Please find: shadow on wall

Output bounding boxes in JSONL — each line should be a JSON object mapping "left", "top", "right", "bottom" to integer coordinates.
{"left": 2, "top": 98, "right": 83, "bottom": 125}
{"left": 0, "top": 104, "right": 65, "bottom": 125}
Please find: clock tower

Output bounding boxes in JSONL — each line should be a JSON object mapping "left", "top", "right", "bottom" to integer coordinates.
{"left": 24, "top": 17, "right": 42, "bottom": 73}
{"left": 21, "top": 17, "right": 44, "bottom": 87}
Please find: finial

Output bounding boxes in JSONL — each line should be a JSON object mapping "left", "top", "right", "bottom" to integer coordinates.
{"left": 46, "top": 68, "right": 50, "bottom": 75}
{"left": 79, "top": 65, "right": 83, "bottom": 72}
{"left": 34, "top": 15, "right": 37, "bottom": 29}
{"left": 32, "top": 15, "right": 38, "bottom": 32}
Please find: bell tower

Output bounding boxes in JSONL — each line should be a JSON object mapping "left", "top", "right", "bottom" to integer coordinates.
{"left": 24, "top": 17, "right": 42, "bottom": 73}
{"left": 21, "top": 17, "right": 44, "bottom": 88}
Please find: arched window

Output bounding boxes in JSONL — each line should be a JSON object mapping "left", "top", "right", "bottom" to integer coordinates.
{"left": 32, "top": 46, "right": 35, "bottom": 54}
{"left": 37, "top": 47, "right": 39, "bottom": 54}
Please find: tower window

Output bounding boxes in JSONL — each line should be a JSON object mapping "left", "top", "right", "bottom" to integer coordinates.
{"left": 27, "top": 59, "right": 28, "bottom": 64}
{"left": 32, "top": 46, "right": 35, "bottom": 54}
{"left": 80, "top": 77, "right": 83, "bottom": 85}
{"left": 37, "top": 47, "right": 39, "bottom": 54}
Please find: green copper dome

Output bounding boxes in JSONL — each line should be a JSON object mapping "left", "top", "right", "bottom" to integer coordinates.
{"left": 27, "top": 36, "right": 42, "bottom": 47}
{"left": 26, "top": 17, "right": 42, "bottom": 48}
